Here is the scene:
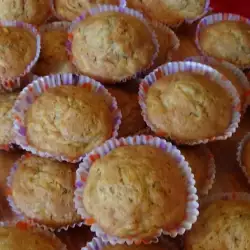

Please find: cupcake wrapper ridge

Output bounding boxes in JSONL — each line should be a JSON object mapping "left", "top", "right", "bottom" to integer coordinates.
{"left": 39, "top": 21, "right": 71, "bottom": 32}
{"left": 138, "top": 61, "right": 241, "bottom": 145}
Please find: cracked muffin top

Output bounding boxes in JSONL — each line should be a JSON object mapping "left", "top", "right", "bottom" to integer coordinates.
{"left": 83, "top": 145, "right": 187, "bottom": 238}
{"left": 0, "top": 0, "right": 51, "bottom": 25}
{"left": 0, "top": 27, "right": 37, "bottom": 79}
{"left": 71, "top": 12, "right": 156, "bottom": 83}
{"left": 0, "top": 92, "right": 19, "bottom": 146}
{"left": 199, "top": 21, "right": 250, "bottom": 67}
{"left": 11, "top": 154, "right": 81, "bottom": 227}
{"left": 146, "top": 72, "right": 233, "bottom": 143}
{"left": 25, "top": 85, "right": 113, "bottom": 160}
{"left": 54, "top": 0, "right": 119, "bottom": 21}
{"left": 126, "top": 0, "right": 207, "bottom": 26}
{"left": 185, "top": 199, "right": 250, "bottom": 250}
{"left": 33, "top": 29, "right": 76, "bottom": 76}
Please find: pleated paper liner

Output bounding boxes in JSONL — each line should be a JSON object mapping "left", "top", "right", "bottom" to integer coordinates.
{"left": 66, "top": 5, "right": 159, "bottom": 83}
{"left": 12, "top": 73, "right": 122, "bottom": 163}
{"left": 138, "top": 61, "right": 241, "bottom": 145}
{"left": 74, "top": 135, "right": 199, "bottom": 244}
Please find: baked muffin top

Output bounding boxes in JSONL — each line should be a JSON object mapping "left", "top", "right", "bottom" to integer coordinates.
{"left": 0, "top": 226, "right": 59, "bottom": 250}
{"left": 146, "top": 72, "right": 233, "bottom": 143}
{"left": 33, "top": 29, "right": 75, "bottom": 76}
{"left": 25, "top": 85, "right": 113, "bottom": 159}
{"left": 71, "top": 12, "right": 156, "bottom": 83}
{"left": 108, "top": 88, "right": 146, "bottom": 137}
{"left": 127, "top": 0, "right": 206, "bottom": 26}
{"left": 12, "top": 155, "right": 81, "bottom": 227}
{"left": 0, "top": 0, "right": 51, "bottom": 25}
{"left": 185, "top": 199, "right": 250, "bottom": 250}
{"left": 83, "top": 145, "right": 187, "bottom": 238}
{"left": 54, "top": 0, "right": 119, "bottom": 21}
{"left": 0, "top": 27, "right": 37, "bottom": 79}
{"left": 181, "top": 145, "right": 212, "bottom": 195}
{"left": 0, "top": 92, "right": 19, "bottom": 145}
{"left": 199, "top": 21, "right": 250, "bottom": 67}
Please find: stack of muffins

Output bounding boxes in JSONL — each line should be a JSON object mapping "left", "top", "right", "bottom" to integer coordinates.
{"left": 0, "top": 0, "right": 249, "bottom": 249}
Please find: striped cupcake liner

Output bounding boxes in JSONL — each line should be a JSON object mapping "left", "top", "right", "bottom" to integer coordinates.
{"left": 139, "top": 61, "right": 241, "bottom": 145}
{"left": 12, "top": 73, "right": 122, "bottom": 163}
{"left": 6, "top": 153, "right": 85, "bottom": 232}
{"left": 67, "top": 5, "right": 159, "bottom": 83}
{"left": 0, "top": 220, "right": 67, "bottom": 250}
{"left": 40, "top": 20, "right": 71, "bottom": 32}
{"left": 0, "top": 21, "right": 41, "bottom": 81}
{"left": 75, "top": 135, "right": 199, "bottom": 244}
{"left": 196, "top": 13, "right": 250, "bottom": 69}
{"left": 185, "top": 56, "right": 250, "bottom": 114}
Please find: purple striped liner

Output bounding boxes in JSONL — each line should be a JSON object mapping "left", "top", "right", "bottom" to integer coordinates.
{"left": 185, "top": 56, "right": 250, "bottom": 114}
{"left": 0, "top": 21, "right": 41, "bottom": 81}
{"left": 195, "top": 13, "right": 250, "bottom": 69}
{"left": 82, "top": 237, "right": 107, "bottom": 250}
{"left": 67, "top": 5, "right": 159, "bottom": 83}
{"left": 0, "top": 220, "right": 67, "bottom": 249}
{"left": 12, "top": 73, "right": 122, "bottom": 163}
{"left": 74, "top": 135, "right": 199, "bottom": 244}
{"left": 139, "top": 61, "right": 241, "bottom": 145}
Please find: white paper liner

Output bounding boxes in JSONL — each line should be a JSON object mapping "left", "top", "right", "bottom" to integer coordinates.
{"left": 67, "top": 5, "right": 159, "bottom": 83}
{"left": 138, "top": 61, "right": 241, "bottom": 145}
{"left": 75, "top": 135, "right": 199, "bottom": 244}
{"left": 0, "top": 21, "right": 41, "bottom": 81}
{"left": 12, "top": 73, "right": 122, "bottom": 163}
{"left": 195, "top": 13, "right": 250, "bottom": 69}
{"left": 0, "top": 220, "right": 67, "bottom": 249}
{"left": 6, "top": 154, "right": 85, "bottom": 232}
{"left": 185, "top": 56, "right": 250, "bottom": 113}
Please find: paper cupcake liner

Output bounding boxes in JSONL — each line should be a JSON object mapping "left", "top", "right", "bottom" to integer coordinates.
{"left": 0, "top": 21, "right": 41, "bottom": 81}
{"left": 75, "top": 135, "right": 199, "bottom": 244}
{"left": 40, "top": 20, "right": 71, "bottom": 32}
{"left": 0, "top": 220, "right": 67, "bottom": 250}
{"left": 67, "top": 5, "right": 159, "bottom": 83}
{"left": 195, "top": 13, "right": 250, "bottom": 69}
{"left": 185, "top": 56, "right": 250, "bottom": 114}
{"left": 12, "top": 73, "right": 122, "bottom": 163}
{"left": 139, "top": 61, "right": 241, "bottom": 145}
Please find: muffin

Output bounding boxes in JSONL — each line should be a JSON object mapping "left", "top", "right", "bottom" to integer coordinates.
{"left": 181, "top": 145, "right": 214, "bottom": 196}
{"left": 53, "top": 0, "right": 119, "bottom": 21}
{"left": 25, "top": 85, "right": 113, "bottom": 159}
{"left": 71, "top": 12, "right": 156, "bottom": 83}
{"left": 83, "top": 145, "right": 187, "bottom": 238}
{"left": 108, "top": 88, "right": 146, "bottom": 136}
{"left": 145, "top": 72, "right": 233, "bottom": 143}
{"left": 126, "top": 0, "right": 207, "bottom": 26}
{"left": 0, "top": 92, "right": 19, "bottom": 147}
{"left": 185, "top": 199, "right": 250, "bottom": 249}
{"left": 11, "top": 154, "right": 81, "bottom": 227}
{"left": 199, "top": 21, "right": 250, "bottom": 67}
{"left": 33, "top": 25, "right": 76, "bottom": 76}
{"left": 0, "top": 26, "right": 37, "bottom": 79}
{"left": 0, "top": 0, "right": 51, "bottom": 25}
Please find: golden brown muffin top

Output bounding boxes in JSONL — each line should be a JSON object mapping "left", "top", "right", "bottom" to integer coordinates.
{"left": 146, "top": 72, "right": 233, "bottom": 143}
{"left": 108, "top": 88, "right": 146, "bottom": 137}
{"left": 181, "top": 146, "right": 212, "bottom": 195}
{"left": 54, "top": 0, "right": 119, "bottom": 21}
{"left": 71, "top": 12, "right": 156, "bottom": 83}
{"left": 83, "top": 145, "right": 187, "bottom": 238}
{"left": 12, "top": 155, "right": 81, "bottom": 227}
{"left": 26, "top": 85, "right": 113, "bottom": 159}
{"left": 0, "top": 226, "right": 58, "bottom": 250}
{"left": 0, "top": 27, "right": 37, "bottom": 78}
{"left": 33, "top": 30, "right": 75, "bottom": 76}
{"left": 199, "top": 21, "right": 250, "bottom": 67}
{"left": 185, "top": 199, "right": 250, "bottom": 250}
{"left": 0, "top": 0, "right": 51, "bottom": 25}
{"left": 127, "top": 0, "right": 206, "bottom": 26}
{"left": 0, "top": 92, "right": 19, "bottom": 145}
